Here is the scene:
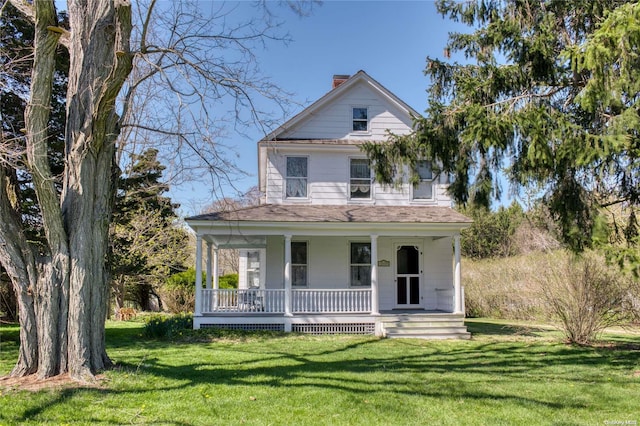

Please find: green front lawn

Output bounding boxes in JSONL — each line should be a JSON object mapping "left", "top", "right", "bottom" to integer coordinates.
{"left": 1, "top": 319, "right": 639, "bottom": 425}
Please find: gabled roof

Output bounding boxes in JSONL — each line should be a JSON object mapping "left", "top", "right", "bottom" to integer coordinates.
{"left": 261, "top": 70, "right": 422, "bottom": 142}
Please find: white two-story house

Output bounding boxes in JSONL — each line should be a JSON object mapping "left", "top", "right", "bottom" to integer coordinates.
{"left": 186, "top": 71, "right": 472, "bottom": 338}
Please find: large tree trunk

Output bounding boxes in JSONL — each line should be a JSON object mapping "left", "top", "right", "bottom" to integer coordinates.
{"left": 1, "top": 0, "right": 133, "bottom": 382}
{"left": 62, "top": 0, "right": 132, "bottom": 379}
{"left": 0, "top": 167, "right": 39, "bottom": 377}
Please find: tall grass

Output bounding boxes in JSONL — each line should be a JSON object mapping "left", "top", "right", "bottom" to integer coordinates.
{"left": 463, "top": 252, "right": 551, "bottom": 320}
{"left": 463, "top": 249, "right": 639, "bottom": 327}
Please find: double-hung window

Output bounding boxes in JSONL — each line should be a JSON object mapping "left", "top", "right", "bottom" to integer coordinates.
{"left": 286, "top": 156, "right": 307, "bottom": 198}
{"left": 350, "top": 158, "right": 371, "bottom": 199}
{"left": 350, "top": 242, "right": 371, "bottom": 287}
{"left": 291, "top": 241, "right": 308, "bottom": 287}
{"left": 352, "top": 107, "right": 368, "bottom": 132}
{"left": 413, "top": 159, "right": 434, "bottom": 200}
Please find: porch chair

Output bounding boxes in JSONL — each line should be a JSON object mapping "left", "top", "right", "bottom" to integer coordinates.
{"left": 238, "top": 286, "right": 264, "bottom": 311}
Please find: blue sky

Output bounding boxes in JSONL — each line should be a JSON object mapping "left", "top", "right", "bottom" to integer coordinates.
{"left": 168, "top": 1, "right": 468, "bottom": 215}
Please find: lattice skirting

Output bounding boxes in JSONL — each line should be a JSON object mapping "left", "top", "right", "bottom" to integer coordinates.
{"left": 200, "top": 323, "right": 285, "bottom": 332}
{"left": 292, "top": 323, "right": 375, "bottom": 335}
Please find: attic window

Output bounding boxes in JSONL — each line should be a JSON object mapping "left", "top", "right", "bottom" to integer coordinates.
{"left": 352, "top": 107, "right": 368, "bottom": 132}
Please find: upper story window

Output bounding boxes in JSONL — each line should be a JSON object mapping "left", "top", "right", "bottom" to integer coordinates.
{"left": 285, "top": 156, "right": 308, "bottom": 198}
{"left": 291, "top": 241, "right": 308, "bottom": 287}
{"left": 350, "top": 158, "right": 371, "bottom": 199}
{"left": 352, "top": 107, "right": 368, "bottom": 132}
{"left": 413, "top": 160, "right": 434, "bottom": 200}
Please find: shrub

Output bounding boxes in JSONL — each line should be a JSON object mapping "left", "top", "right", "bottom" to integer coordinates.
{"left": 218, "top": 273, "right": 238, "bottom": 289}
{"left": 160, "top": 270, "right": 239, "bottom": 313}
{"left": 144, "top": 313, "right": 193, "bottom": 338}
{"left": 538, "top": 251, "right": 639, "bottom": 344}
{"left": 161, "top": 270, "right": 196, "bottom": 314}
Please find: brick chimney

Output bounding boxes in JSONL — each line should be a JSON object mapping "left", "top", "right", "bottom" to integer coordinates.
{"left": 332, "top": 74, "right": 350, "bottom": 89}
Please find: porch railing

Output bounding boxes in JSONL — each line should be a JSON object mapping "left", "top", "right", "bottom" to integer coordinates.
{"left": 292, "top": 289, "right": 371, "bottom": 313}
{"left": 435, "top": 287, "right": 454, "bottom": 312}
{"left": 202, "top": 289, "right": 285, "bottom": 314}
{"left": 434, "top": 286, "right": 465, "bottom": 314}
{"left": 201, "top": 288, "right": 372, "bottom": 314}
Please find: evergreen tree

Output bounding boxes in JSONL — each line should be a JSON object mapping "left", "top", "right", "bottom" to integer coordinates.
{"left": 110, "top": 148, "right": 190, "bottom": 312}
{"left": 363, "top": 0, "right": 639, "bottom": 253}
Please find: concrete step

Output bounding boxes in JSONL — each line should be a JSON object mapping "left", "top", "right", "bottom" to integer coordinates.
{"left": 385, "top": 325, "right": 468, "bottom": 334}
{"left": 380, "top": 313, "right": 465, "bottom": 323}
{"left": 380, "top": 320, "right": 465, "bottom": 328}
{"left": 386, "top": 332, "right": 471, "bottom": 340}
{"left": 382, "top": 323, "right": 471, "bottom": 340}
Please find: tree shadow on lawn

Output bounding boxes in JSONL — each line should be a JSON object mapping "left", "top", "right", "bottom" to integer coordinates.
{"left": 466, "top": 319, "right": 640, "bottom": 349}
{"left": 109, "top": 335, "right": 640, "bottom": 404}
{"left": 465, "top": 319, "right": 555, "bottom": 337}
{"left": 11, "top": 386, "right": 193, "bottom": 426}
{"left": 7, "top": 326, "right": 640, "bottom": 424}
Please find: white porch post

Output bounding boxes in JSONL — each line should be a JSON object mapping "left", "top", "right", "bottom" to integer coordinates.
{"left": 370, "top": 234, "right": 379, "bottom": 315}
{"left": 213, "top": 248, "right": 219, "bottom": 289}
{"left": 284, "top": 234, "right": 292, "bottom": 317}
{"left": 205, "top": 242, "right": 213, "bottom": 289}
{"left": 453, "top": 234, "right": 462, "bottom": 314}
{"left": 195, "top": 235, "right": 203, "bottom": 316}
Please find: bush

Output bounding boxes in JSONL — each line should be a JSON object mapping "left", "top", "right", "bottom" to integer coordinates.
{"left": 160, "top": 269, "right": 239, "bottom": 313}
{"left": 161, "top": 269, "right": 196, "bottom": 314}
{"left": 218, "top": 273, "right": 238, "bottom": 289}
{"left": 538, "top": 251, "right": 639, "bottom": 344}
{"left": 144, "top": 313, "right": 193, "bottom": 338}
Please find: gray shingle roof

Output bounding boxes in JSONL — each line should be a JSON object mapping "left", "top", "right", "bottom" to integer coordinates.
{"left": 187, "top": 204, "right": 472, "bottom": 224}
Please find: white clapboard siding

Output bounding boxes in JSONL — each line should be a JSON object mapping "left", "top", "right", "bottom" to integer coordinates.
{"left": 278, "top": 82, "right": 413, "bottom": 141}
{"left": 261, "top": 73, "right": 452, "bottom": 207}
{"left": 265, "top": 149, "right": 450, "bottom": 206}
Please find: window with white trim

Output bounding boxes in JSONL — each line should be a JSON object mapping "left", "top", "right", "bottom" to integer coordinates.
{"left": 350, "top": 242, "right": 371, "bottom": 287}
{"left": 413, "top": 160, "right": 434, "bottom": 200}
{"left": 352, "top": 107, "right": 368, "bottom": 132}
{"left": 285, "top": 156, "right": 308, "bottom": 198}
{"left": 291, "top": 241, "right": 308, "bottom": 287}
{"left": 350, "top": 158, "right": 371, "bottom": 199}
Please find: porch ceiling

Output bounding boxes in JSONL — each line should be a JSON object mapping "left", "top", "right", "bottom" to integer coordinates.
{"left": 187, "top": 204, "right": 472, "bottom": 239}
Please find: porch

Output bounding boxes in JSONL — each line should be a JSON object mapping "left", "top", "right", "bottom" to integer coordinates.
{"left": 186, "top": 204, "right": 472, "bottom": 338}
{"left": 193, "top": 287, "right": 468, "bottom": 339}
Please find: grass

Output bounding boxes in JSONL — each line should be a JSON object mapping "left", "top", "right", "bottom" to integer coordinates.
{"left": 1, "top": 319, "right": 639, "bottom": 425}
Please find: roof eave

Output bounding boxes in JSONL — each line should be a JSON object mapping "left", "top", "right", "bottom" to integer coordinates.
{"left": 186, "top": 219, "right": 471, "bottom": 237}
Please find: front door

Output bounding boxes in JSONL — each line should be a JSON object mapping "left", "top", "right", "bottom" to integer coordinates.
{"left": 396, "top": 245, "right": 421, "bottom": 307}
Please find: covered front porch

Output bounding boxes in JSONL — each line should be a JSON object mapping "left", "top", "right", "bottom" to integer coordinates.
{"left": 186, "top": 204, "right": 471, "bottom": 337}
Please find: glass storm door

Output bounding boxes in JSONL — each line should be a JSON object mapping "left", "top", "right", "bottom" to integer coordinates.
{"left": 396, "top": 245, "right": 421, "bottom": 307}
{"left": 246, "top": 250, "right": 261, "bottom": 288}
